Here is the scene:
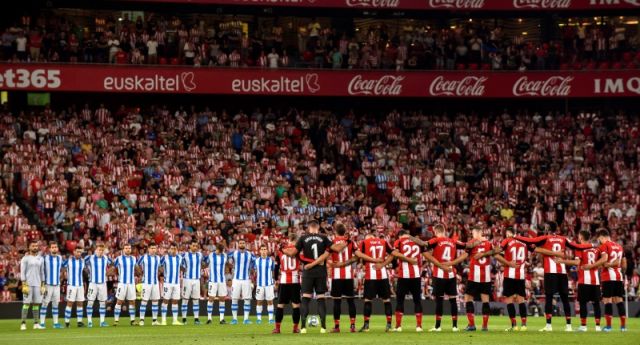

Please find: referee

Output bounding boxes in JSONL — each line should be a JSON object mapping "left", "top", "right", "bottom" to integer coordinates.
{"left": 20, "top": 241, "right": 44, "bottom": 330}
{"left": 283, "top": 221, "right": 346, "bottom": 334}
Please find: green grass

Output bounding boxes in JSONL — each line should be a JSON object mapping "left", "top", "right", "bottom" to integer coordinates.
{"left": 0, "top": 316, "right": 637, "bottom": 345}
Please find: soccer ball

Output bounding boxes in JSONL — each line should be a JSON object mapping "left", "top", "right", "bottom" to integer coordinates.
{"left": 307, "top": 315, "right": 319, "bottom": 327}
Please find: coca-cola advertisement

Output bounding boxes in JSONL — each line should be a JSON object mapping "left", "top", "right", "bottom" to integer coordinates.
{"left": 1, "top": 63, "right": 639, "bottom": 98}
{"left": 132, "top": 0, "right": 640, "bottom": 10}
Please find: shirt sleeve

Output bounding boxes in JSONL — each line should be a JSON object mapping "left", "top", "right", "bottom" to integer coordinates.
{"left": 515, "top": 235, "right": 546, "bottom": 246}
{"left": 426, "top": 238, "right": 438, "bottom": 250}
{"left": 323, "top": 236, "right": 332, "bottom": 252}
{"left": 456, "top": 241, "right": 467, "bottom": 250}
{"left": 295, "top": 237, "right": 304, "bottom": 252}
{"left": 20, "top": 257, "right": 27, "bottom": 281}
{"left": 566, "top": 239, "right": 593, "bottom": 250}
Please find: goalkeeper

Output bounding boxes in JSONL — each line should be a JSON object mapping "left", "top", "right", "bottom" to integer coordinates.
{"left": 20, "top": 241, "right": 45, "bottom": 330}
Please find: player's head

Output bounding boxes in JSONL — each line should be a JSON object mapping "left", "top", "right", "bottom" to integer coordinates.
{"left": 122, "top": 243, "right": 132, "bottom": 255}
{"left": 238, "top": 239, "right": 246, "bottom": 250}
{"left": 596, "top": 228, "right": 610, "bottom": 244}
{"left": 578, "top": 230, "right": 591, "bottom": 244}
{"left": 148, "top": 243, "right": 158, "bottom": 255}
{"left": 307, "top": 220, "right": 320, "bottom": 234}
{"left": 215, "top": 243, "right": 224, "bottom": 254}
{"left": 288, "top": 233, "right": 297, "bottom": 245}
{"left": 398, "top": 229, "right": 409, "bottom": 238}
{"left": 471, "top": 226, "right": 484, "bottom": 240}
{"left": 168, "top": 243, "right": 177, "bottom": 256}
{"left": 190, "top": 241, "right": 199, "bottom": 252}
{"left": 95, "top": 243, "right": 105, "bottom": 256}
{"left": 74, "top": 246, "right": 83, "bottom": 258}
{"left": 259, "top": 244, "right": 268, "bottom": 258}
{"left": 28, "top": 241, "right": 39, "bottom": 254}
{"left": 48, "top": 241, "right": 59, "bottom": 255}
{"left": 335, "top": 222, "right": 347, "bottom": 236}
{"left": 504, "top": 227, "right": 516, "bottom": 238}
{"left": 433, "top": 223, "right": 447, "bottom": 237}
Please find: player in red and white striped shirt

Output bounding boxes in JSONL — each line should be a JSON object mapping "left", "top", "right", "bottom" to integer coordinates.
{"left": 355, "top": 233, "right": 393, "bottom": 332}
{"left": 328, "top": 223, "right": 358, "bottom": 333}
{"left": 391, "top": 230, "right": 423, "bottom": 332}
{"left": 557, "top": 230, "right": 603, "bottom": 332}
{"left": 414, "top": 224, "right": 469, "bottom": 332}
{"left": 494, "top": 227, "right": 531, "bottom": 331}
{"left": 463, "top": 227, "right": 494, "bottom": 331}
{"left": 595, "top": 229, "right": 627, "bottom": 331}
{"left": 273, "top": 234, "right": 301, "bottom": 334}
{"left": 516, "top": 225, "right": 592, "bottom": 332}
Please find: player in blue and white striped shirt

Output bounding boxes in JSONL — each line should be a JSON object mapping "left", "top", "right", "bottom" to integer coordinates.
{"left": 84, "top": 244, "right": 112, "bottom": 328}
{"left": 181, "top": 241, "right": 204, "bottom": 325}
{"left": 39, "top": 242, "right": 63, "bottom": 329}
{"left": 62, "top": 247, "right": 85, "bottom": 328}
{"left": 160, "top": 243, "right": 183, "bottom": 325}
{"left": 254, "top": 244, "right": 276, "bottom": 324}
{"left": 113, "top": 244, "right": 138, "bottom": 326}
{"left": 228, "top": 239, "right": 255, "bottom": 325}
{"left": 204, "top": 243, "right": 228, "bottom": 324}
{"left": 137, "top": 243, "right": 161, "bottom": 326}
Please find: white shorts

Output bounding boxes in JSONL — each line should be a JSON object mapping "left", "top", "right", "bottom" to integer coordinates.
{"left": 208, "top": 282, "right": 228, "bottom": 298}
{"left": 182, "top": 279, "right": 201, "bottom": 299}
{"left": 42, "top": 285, "right": 60, "bottom": 305}
{"left": 24, "top": 285, "right": 43, "bottom": 304}
{"left": 142, "top": 284, "right": 161, "bottom": 301}
{"left": 231, "top": 280, "right": 252, "bottom": 300}
{"left": 66, "top": 286, "right": 85, "bottom": 302}
{"left": 87, "top": 283, "right": 108, "bottom": 302}
{"left": 255, "top": 285, "right": 275, "bottom": 301}
{"left": 115, "top": 283, "right": 136, "bottom": 301}
{"left": 163, "top": 283, "right": 181, "bottom": 300}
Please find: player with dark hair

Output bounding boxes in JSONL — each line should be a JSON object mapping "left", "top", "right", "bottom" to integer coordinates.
{"left": 273, "top": 234, "right": 302, "bottom": 334}
{"left": 493, "top": 227, "right": 532, "bottom": 331}
{"left": 556, "top": 230, "right": 604, "bottom": 332}
{"left": 413, "top": 224, "right": 468, "bottom": 332}
{"left": 391, "top": 230, "right": 423, "bottom": 332}
{"left": 516, "top": 224, "right": 593, "bottom": 332}
{"left": 595, "top": 228, "right": 627, "bottom": 332}
{"left": 283, "top": 220, "right": 346, "bottom": 333}
{"left": 328, "top": 223, "right": 358, "bottom": 333}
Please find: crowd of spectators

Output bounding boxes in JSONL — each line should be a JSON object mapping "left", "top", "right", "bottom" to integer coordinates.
{"left": 0, "top": 103, "right": 638, "bottom": 304}
{"left": 2, "top": 13, "right": 640, "bottom": 70}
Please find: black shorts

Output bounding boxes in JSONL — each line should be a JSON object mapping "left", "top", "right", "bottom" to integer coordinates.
{"left": 503, "top": 278, "right": 526, "bottom": 297}
{"left": 278, "top": 283, "right": 301, "bottom": 305}
{"left": 301, "top": 272, "right": 328, "bottom": 295}
{"left": 466, "top": 281, "right": 492, "bottom": 299}
{"left": 396, "top": 278, "right": 422, "bottom": 299}
{"left": 432, "top": 277, "right": 457, "bottom": 297}
{"left": 602, "top": 281, "right": 624, "bottom": 298}
{"left": 543, "top": 273, "right": 569, "bottom": 295}
{"left": 331, "top": 279, "right": 355, "bottom": 298}
{"left": 363, "top": 279, "right": 391, "bottom": 300}
{"left": 577, "top": 284, "right": 601, "bottom": 303}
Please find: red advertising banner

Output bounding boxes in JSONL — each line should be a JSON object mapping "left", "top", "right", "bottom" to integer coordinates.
{"left": 0, "top": 63, "right": 639, "bottom": 98}
{"left": 129, "top": 0, "right": 640, "bottom": 11}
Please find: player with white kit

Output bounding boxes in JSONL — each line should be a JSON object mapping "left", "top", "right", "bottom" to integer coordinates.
{"left": 63, "top": 247, "right": 86, "bottom": 328}
{"left": 205, "top": 243, "right": 228, "bottom": 324}
{"left": 160, "top": 243, "right": 184, "bottom": 325}
{"left": 113, "top": 244, "right": 138, "bottom": 326}
{"left": 229, "top": 239, "right": 255, "bottom": 325}
{"left": 20, "top": 241, "right": 44, "bottom": 330}
{"left": 254, "top": 244, "right": 276, "bottom": 324}
{"left": 138, "top": 243, "right": 161, "bottom": 326}
{"left": 39, "top": 242, "right": 63, "bottom": 329}
{"left": 85, "top": 243, "right": 112, "bottom": 327}
{"left": 182, "top": 241, "right": 204, "bottom": 325}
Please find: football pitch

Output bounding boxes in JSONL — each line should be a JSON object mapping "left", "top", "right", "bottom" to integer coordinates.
{"left": 0, "top": 316, "right": 637, "bottom": 345}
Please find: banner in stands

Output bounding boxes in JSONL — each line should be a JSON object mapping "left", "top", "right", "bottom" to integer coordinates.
{"left": 0, "top": 63, "right": 639, "bottom": 97}
{"left": 131, "top": 0, "right": 640, "bottom": 11}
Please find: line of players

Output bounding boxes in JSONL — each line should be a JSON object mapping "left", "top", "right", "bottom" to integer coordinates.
{"left": 19, "top": 220, "right": 628, "bottom": 334}
{"left": 20, "top": 239, "right": 277, "bottom": 330}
